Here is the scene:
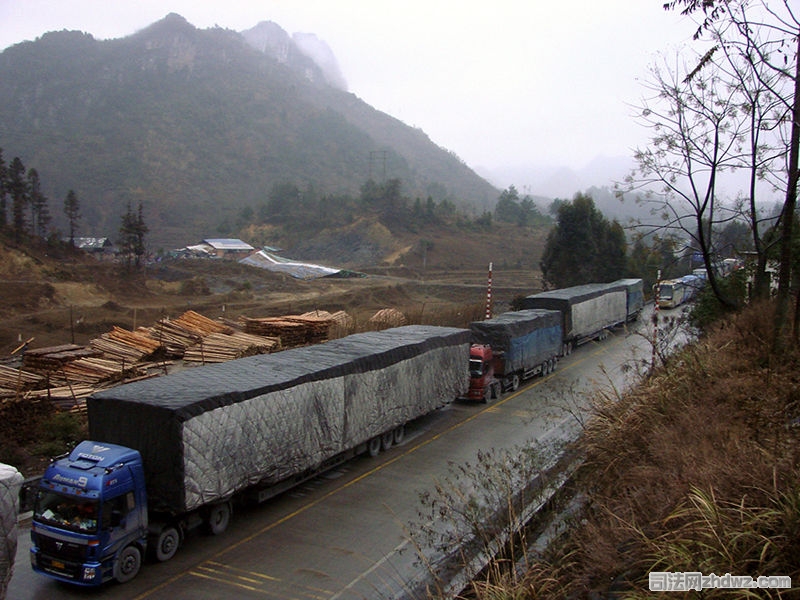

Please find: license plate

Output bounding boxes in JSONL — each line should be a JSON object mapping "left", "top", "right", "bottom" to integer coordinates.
{"left": 52, "top": 560, "right": 65, "bottom": 570}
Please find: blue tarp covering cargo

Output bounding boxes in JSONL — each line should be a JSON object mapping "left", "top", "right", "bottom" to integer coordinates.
{"left": 470, "top": 309, "right": 562, "bottom": 376}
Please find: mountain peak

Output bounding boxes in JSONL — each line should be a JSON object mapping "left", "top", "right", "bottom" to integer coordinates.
{"left": 240, "top": 22, "right": 346, "bottom": 90}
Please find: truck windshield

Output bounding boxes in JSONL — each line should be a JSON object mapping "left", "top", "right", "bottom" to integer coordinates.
{"left": 660, "top": 285, "right": 674, "bottom": 299}
{"left": 34, "top": 490, "right": 99, "bottom": 534}
{"left": 469, "top": 358, "right": 484, "bottom": 377}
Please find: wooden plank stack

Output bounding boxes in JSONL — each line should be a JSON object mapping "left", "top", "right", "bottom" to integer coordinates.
{"left": 0, "top": 364, "right": 46, "bottom": 395}
{"left": 89, "top": 326, "right": 163, "bottom": 363}
{"left": 369, "top": 308, "right": 407, "bottom": 329}
{"left": 241, "top": 313, "right": 335, "bottom": 348}
{"left": 300, "top": 310, "right": 353, "bottom": 339}
{"left": 22, "top": 344, "right": 102, "bottom": 370}
{"left": 149, "top": 310, "right": 234, "bottom": 357}
{"left": 183, "top": 331, "right": 280, "bottom": 363}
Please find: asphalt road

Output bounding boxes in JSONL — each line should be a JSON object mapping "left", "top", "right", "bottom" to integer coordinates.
{"left": 6, "top": 309, "right": 661, "bottom": 600}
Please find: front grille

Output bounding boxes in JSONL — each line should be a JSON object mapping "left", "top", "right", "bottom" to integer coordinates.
{"left": 36, "top": 533, "right": 86, "bottom": 563}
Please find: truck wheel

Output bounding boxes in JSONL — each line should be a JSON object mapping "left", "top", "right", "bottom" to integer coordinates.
{"left": 205, "top": 501, "right": 231, "bottom": 536}
{"left": 152, "top": 525, "right": 180, "bottom": 562}
{"left": 392, "top": 425, "right": 405, "bottom": 445}
{"left": 381, "top": 430, "right": 394, "bottom": 451}
{"left": 491, "top": 382, "right": 500, "bottom": 399}
{"left": 114, "top": 545, "right": 142, "bottom": 584}
{"left": 511, "top": 374, "right": 520, "bottom": 391}
{"left": 368, "top": 436, "right": 382, "bottom": 457}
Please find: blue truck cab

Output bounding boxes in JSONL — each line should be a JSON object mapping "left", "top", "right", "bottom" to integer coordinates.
{"left": 30, "top": 440, "right": 148, "bottom": 585}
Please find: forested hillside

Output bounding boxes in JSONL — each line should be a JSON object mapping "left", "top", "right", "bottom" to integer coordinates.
{"left": 0, "top": 14, "right": 497, "bottom": 248}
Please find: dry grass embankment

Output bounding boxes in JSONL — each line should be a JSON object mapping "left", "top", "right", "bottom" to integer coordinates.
{"left": 501, "top": 302, "right": 800, "bottom": 598}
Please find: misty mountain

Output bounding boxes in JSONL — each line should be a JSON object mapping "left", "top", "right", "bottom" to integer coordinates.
{"left": 0, "top": 13, "right": 497, "bottom": 247}
{"left": 479, "top": 155, "right": 661, "bottom": 224}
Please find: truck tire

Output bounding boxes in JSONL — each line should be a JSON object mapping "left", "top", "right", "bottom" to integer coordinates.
{"left": 114, "top": 545, "right": 142, "bottom": 584}
{"left": 381, "top": 430, "right": 394, "bottom": 451}
{"left": 511, "top": 374, "right": 520, "bottom": 391}
{"left": 151, "top": 525, "right": 180, "bottom": 562}
{"left": 491, "top": 382, "right": 500, "bottom": 400}
{"left": 392, "top": 425, "right": 405, "bottom": 445}
{"left": 205, "top": 501, "right": 232, "bottom": 536}
{"left": 368, "top": 436, "right": 382, "bottom": 457}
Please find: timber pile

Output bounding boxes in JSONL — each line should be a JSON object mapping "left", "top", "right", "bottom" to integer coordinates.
{"left": 149, "top": 310, "right": 233, "bottom": 357}
{"left": 53, "top": 356, "right": 146, "bottom": 386}
{"left": 90, "top": 326, "right": 163, "bottom": 363}
{"left": 241, "top": 314, "right": 334, "bottom": 348}
{"left": 148, "top": 320, "right": 202, "bottom": 357}
{"left": 24, "top": 384, "right": 96, "bottom": 413}
{"left": 0, "top": 364, "right": 46, "bottom": 393}
{"left": 183, "top": 331, "right": 281, "bottom": 363}
{"left": 172, "top": 310, "right": 233, "bottom": 336}
{"left": 22, "top": 344, "right": 102, "bottom": 371}
{"left": 369, "top": 308, "right": 407, "bottom": 329}
{"left": 300, "top": 310, "right": 354, "bottom": 339}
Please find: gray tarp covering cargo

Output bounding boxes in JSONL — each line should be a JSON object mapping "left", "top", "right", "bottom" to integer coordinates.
{"left": 0, "top": 463, "right": 23, "bottom": 599}
{"left": 611, "top": 278, "right": 644, "bottom": 321}
{"left": 469, "top": 310, "right": 562, "bottom": 375}
{"left": 89, "top": 325, "right": 470, "bottom": 514}
{"left": 521, "top": 283, "right": 627, "bottom": 342}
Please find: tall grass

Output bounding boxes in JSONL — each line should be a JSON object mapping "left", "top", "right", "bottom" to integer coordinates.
{"left": 519, "top": 302, "right": 800, "bottom": 597}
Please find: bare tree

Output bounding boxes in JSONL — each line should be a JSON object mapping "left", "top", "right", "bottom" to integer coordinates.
{"left": 664, "top": 0, "right": 800, "bottom": 342}
{"left": 623, "top": 49, "right": 749, "bottom": 309}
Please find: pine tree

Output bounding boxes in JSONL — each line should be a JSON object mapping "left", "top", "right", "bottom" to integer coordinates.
{"left": 8, "top": 157, "right": 28, "bottom": 242}
{"left": 63, "top": 190, "right": 80, "bottom": 247}
{"left": 0, "top": 148, "right": 7, "bottom": 230}
{"left": 27, "top": 168, "right": 51, "bottom": 238}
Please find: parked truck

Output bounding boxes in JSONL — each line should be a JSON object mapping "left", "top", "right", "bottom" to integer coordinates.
{"left": 612, "top": 278, "right": 644, "bottom": 322}
{"left": 465, "top": 309, "right": 563, "bottom": 400}
{"left": 521, "top": 282, "right": 629, "bottom": 355}
{"left": 30, "top": 325, "right": 470, "bottom": 586}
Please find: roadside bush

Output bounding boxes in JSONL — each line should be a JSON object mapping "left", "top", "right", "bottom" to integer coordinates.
{"left": 34, "top": 411, "right": 86, "bottom": 457}
{"left": 689, "top": 270, "right": 747, "bottom": 331}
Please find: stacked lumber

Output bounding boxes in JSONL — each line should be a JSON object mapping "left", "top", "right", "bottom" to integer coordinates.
{"left": 172, "top": 310, "right": 233, "bottom": 336}
{"left": 90, "top": 326, "right": 163, "bottom": 363}
{"left": 0, "top": 364, "right": 46, "bottom": 391}
{"left": 369, "top": 308, "right": 407, "bottom": 329}
{"left": 300, "top": 310, "right": 354, "bottom": 339}
{"left": 148, "top": 311, "right": 233, "bottom": 357}
{"left": 22, "top": 344, "right": 102, "bottom": 370}
{"left": 241, "top": 314, "right": 334, "bottom": 348}
{"left": 183, "top": 331, "right": 280, "bottom": 363}
{"left": 24, "top": 384, "right": 96, "bottom": 413}
{"left": 148, "top": 320, "right": 202, "bottom": 357}
{"left": 55, "top": 356, "right": 146, "bottom": 386}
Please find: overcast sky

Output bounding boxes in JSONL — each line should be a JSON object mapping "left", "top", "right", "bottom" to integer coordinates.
{"left": 0, "top": 1, "right": 702, "bottom": 174}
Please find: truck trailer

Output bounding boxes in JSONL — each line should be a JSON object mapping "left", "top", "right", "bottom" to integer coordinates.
{"left": 521, "top": 282, "right": 628, "bottom": 355}
{"left": 612, "top": 278, "right": 644, "bottom": 322}
{"left": 466, "top": 309, "right": 563, "bottom": 399}
{"left": 30, "top": 325, "right": 470, "bottom": 586}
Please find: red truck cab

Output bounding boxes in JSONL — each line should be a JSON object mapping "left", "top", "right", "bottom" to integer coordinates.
{"left": 465, "top": 344, "right": 500, "bottom": 403}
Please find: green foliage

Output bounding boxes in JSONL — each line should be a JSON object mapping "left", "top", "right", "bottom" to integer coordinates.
{"left": 495, "top": 186, "right": 549, "bottom": 227}
{"left": 34, "top": 411, "right": 86, "bottom": 457}
{"left": 0, "top": 21, "right": 498, "bottom": 245}
{"left": 540, "top": 193, "right": 628, "bottom": 288}
{"left": 118, "top": 201, "right": 148, "bottom": 268}
{"left": 689, "top": 269, "right": 747, "bottom": 331}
